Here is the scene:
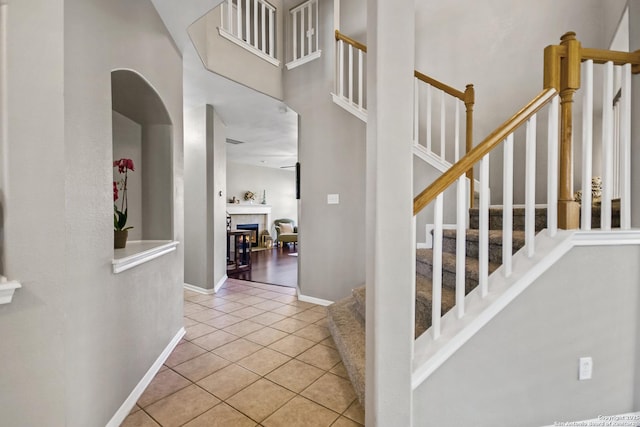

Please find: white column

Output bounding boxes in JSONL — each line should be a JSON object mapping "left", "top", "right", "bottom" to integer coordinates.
{"left": 365, "top": 0, "right": 415, "bottom": 425}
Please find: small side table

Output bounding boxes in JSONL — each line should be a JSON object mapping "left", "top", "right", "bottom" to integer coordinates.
{"left": 227, "top": 230, "right": 252, "bottom": 276}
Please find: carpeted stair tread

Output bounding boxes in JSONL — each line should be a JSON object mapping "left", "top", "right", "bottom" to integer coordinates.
{"left": 352, "top": 286, "right": 366, "bottom": 321}
{"left": 327, "top": 296, "right": 365, "bottom": 405}
{"left": 416, "top": 248, "right": 501, "bottom": 293}
{"left": 469, "top": 206, "right": 547, "bottom": 231}
{"left": 441, "top": 229, "right": 526, "bottom": 264}
{"left": 415, "top": 275, "right": 456, "bottom": 337}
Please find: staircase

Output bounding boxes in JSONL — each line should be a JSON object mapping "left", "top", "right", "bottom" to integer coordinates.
{"left": 327, "top": 201, "right": 622, "bottom": 405}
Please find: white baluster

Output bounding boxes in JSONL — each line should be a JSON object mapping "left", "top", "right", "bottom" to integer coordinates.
{"left": 227, "top": 0, "right": 233, "bottom": 33}
{"left": 358, "top": 50, "right": 363, "bottom": 109}
{"left": 348, "top": 45, "right": 353, "bottom": 105}
{"left": 525, "top": 114, "right": 537, "bottom": 258}
{"left": 432, "top": 193, "right": 444, "bottom": 339}
{"left": 261, "top": 3, "right": 266, "bottom": 53}
{"left": 601, "top": 61, "right": 614, "bottom": 230}
{"left": 581, "top": 60, "right": 594, "bottom": 230}
{"left": 315, "top": 0, "right": 319, "bottom": 52}
{"left": 454, "top": 100, "right": 460, "bottom": 162}
{"left": 456, "top": 176, "right": 466, "bottom": 318}
{"left": 620, "top": 63, "right": 632, "bottom": 229}
{"left": 338, "top": 40, "right": 344, "bottom": 97}
{"left": 268, "top": 8, "right": 274, "bottom": 57}
{"left": 307, "top": 4, "right": 312, "bottom": 55}
{"left": 547, "top": 96, "right": 559, "bottom": 237}
{"left": 413, "top": 78, "right": 419, "bottom": 145}
{"left": 503, "top": 134, "right": 514, "bottom": 277}
{"left": 253, "top": 0, "right": 258, "bottom": 49}
{"left": 479, "top": 154, "right": 489, "bottom": 298}
{"left": 440, "top": 90, "right": 446, "bottom": 161}
{"left": 299, "top": 7, "right": 304, "bottom": 57}
{"left": 245, "top": 0, "right": 251, "bottom": 43}
{"left": 426, "top": 84, "right": 432, "bottom": 152}
{"left": 237, "top": 0, "right": 242, "bottom": 39}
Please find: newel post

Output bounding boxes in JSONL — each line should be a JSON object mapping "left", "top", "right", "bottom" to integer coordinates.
{"left": 555, "top": 32, "right": 581, "bottom": 229}
{"left": 464, "top": 84, "right": 475, "bottom": 208}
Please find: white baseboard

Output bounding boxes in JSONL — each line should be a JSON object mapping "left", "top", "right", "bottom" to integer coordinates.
{"left": 106, "top": 327, "right": 186, "bottom": 427}
{"left": 417, "top": 243, "right": 429, "bottom": 249}
{"left": 298, "top": 293, "right": 333, "bottom": 306}
{"left": 183, "top": 283, "right": 215, "bottom": 295}
{"left": 214, "top": 275, "right": 228, "bottom": 292}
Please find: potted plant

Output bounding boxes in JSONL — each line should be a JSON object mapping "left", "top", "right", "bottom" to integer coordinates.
{"left": 113, "top": 158, "right": 135, "bottom": 248}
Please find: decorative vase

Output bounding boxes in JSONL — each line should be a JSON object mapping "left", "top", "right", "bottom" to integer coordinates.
{"left": 114, "top": 230, "right": 128, "bottom": 249}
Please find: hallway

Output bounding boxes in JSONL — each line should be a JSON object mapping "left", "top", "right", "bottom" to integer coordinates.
{"left": 121, "top": 279, "right": 362, "bottom": 426}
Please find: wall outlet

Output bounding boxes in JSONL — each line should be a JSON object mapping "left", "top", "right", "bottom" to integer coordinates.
{"left": 327, "top": 194, "right": 339, "bottom": 204}
{"left": 578, "top": 357, "right": 593, "bottom": 380}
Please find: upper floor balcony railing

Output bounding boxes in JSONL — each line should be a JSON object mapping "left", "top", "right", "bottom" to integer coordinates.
{"left": 219, "top": 0, "right": 279, "bottom": 66}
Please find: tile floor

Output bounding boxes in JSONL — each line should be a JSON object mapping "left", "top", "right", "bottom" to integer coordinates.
{"left": 121, "top": 279, "right": 364, "bottom": 427}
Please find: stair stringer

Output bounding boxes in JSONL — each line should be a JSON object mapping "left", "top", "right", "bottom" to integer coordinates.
{"left": 412, "top": 229, "right": 640, "bottom": 389}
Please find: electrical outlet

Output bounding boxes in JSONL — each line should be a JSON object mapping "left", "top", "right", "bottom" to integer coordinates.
{"left": 327, "top": 194, "right": 340, "bottom": 204}
{"left": 579, "top": 357, "right": 593, "bottom": 380}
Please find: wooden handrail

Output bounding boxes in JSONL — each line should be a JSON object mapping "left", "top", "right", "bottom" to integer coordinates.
{"left": 414, "top": 70, "right": 465, "bottom": 101}
{"left": 413, "top": 88, "right": 557, "bottom": 215}
{"left": 335, "top": 30, "right": 367, "bottom": 52}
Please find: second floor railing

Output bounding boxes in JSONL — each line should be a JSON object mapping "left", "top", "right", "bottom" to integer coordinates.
{"left": 219, "top": 0, "right": 279, "bottom": 66}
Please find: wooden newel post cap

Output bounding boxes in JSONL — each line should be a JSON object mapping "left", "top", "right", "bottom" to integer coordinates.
{"left": 561, "top": 31, "right": 577, "bottom": 42}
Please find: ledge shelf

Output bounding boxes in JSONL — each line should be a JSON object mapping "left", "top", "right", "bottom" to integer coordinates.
{"left": 113, "top": 240, "right": 179, "bottom": 274}
{"left": 0, "top": 277, "right": 21, "bottom": 305}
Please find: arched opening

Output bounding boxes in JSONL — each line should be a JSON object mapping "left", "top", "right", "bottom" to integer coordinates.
{"left": 111, "top": 69, "right": 173, "bottom": 244}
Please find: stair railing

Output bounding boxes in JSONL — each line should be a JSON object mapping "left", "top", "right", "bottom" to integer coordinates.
{"left": 543, "top": 32, "right": 640, "bottom": 230}
{"left": 219, "top": 0, "right": 279, "bottom": 66}
{"left": 332, "top": 30, "right": 368, "bottom": 121}
{"left": 413, "top": 88, "right": 559, "bottom": 338}
{"left": 332, "top": 31, "right": 476, "bottom": 205}
{"left": 413, "top": 71, "right": 475, "bottom": 206}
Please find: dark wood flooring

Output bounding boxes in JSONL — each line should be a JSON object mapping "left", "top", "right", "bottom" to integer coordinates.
{"left": 230, "top": 244, "right": 298, "bottom": 288}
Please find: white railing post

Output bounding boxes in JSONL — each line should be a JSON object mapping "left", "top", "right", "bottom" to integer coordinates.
{"left": 237, "top": 0, "right": 242, "bottom": 39}
{"left": 440, "top": 90, "right": 446, "bottom": 161}
{"left": 245, "top": 0, "right": 251, "bottom": 43}
{"left": 426, "top": 84, "right": 432, "bottom": 152}
{"left": 479, "top": 154, "right": 489, "bottom": 298}
{"left": 525, "top": 115, "right": 537, "bottom": 258}
{"left": 413, "top": 78, "right": 419, "bottom": 145}
{"left": 338, "top": 40, "right": 344, "bottom": 97}
{"left": 261, "top": 3, "right": 267, "bottom": 53}
{"left": 601, "top": 61, "right": 614, "bottom": 230}
{"left": 455, "top": 176, "right": 466, "bottom": 318}
{"left": 503, "top": 134, "right": 514, "bottom": 277}
{"left": 454, "top": 101, "right": 460, "bottom": 162}
{"left": 581, "top": 60, "right": 594, "bottom": 230}
{"left": 358, "top": 50, "right": 364, "bottom": 109}
{"left": 547, "top": 96, "right": 559, "bottom": 237}
{"left": 253, "top": 0, "right": 258, "bottom": 49}
{"left": 268, "top": 7, "right": 274, "bottom": 56}
{"left": 620, "top": 63, "right": 632, "bottom": 229}
{"left": 292, "top": 10, "right": 297, "bottom": 60}
{"left": 307, "top": 3, "right": 312, "bottom": 55}
{"left": 227, "top": 0, "right": 233, "bottom": 35}
{"left": 348, "top": 45, "right": 353, "bottom": 104}
{"left": 432, "top": 193, "right": 444, "bottom": 339}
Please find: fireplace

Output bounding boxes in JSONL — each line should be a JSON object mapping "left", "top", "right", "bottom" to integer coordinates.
{"left": 236, "top": 223, "right": 259, "bottom": 245}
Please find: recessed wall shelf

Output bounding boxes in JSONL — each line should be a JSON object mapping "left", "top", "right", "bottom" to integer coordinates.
{"left": 0, "top": 276, "right": 21, "bottom": 304}
{"left": 112, "top": 240, "right": 179, "bottom": 274}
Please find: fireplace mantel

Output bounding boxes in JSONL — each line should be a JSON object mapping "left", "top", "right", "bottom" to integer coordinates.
{"left": 226, "top": 204, "right": 272, "bottom": 215}
{"left": 227, "top": 204, "right": 273, "bottom": 237}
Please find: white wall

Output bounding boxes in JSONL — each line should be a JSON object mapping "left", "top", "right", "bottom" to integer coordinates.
{"left": 184, "top": 104, "right": 227, "bottom": 291}
{"left": 414, "top": 245, "right": 640, "bottom": 426}
{"left": 283, "top": 0, "right": 367, "bottom": 302}
{"left": 227, "top": 162, "right": 297, "bottom": 236}
{"left": 1, "top": 0, "right": 184, "bottom": 425}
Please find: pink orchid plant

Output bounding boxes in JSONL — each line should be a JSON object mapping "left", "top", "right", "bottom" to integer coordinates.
{"left": 113, "top": 158, "right": 135, "bottom": 231}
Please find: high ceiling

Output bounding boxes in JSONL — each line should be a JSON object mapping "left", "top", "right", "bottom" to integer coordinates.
{"left": 151, "top": 0, "right": 298, "bottom": 169}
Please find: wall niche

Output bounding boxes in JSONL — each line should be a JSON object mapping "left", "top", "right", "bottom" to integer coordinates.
{"left": 111, "top": 69, "right": 173, "bottom": 245}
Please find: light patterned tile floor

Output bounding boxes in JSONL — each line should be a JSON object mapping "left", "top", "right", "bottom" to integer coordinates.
{"left": 121, "top": 279, "right": 364, "bottom": 427}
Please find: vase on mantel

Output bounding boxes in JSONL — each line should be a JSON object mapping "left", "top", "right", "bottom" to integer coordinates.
{"left": 114, "top": 230, "right": 128, "bottom": 249}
